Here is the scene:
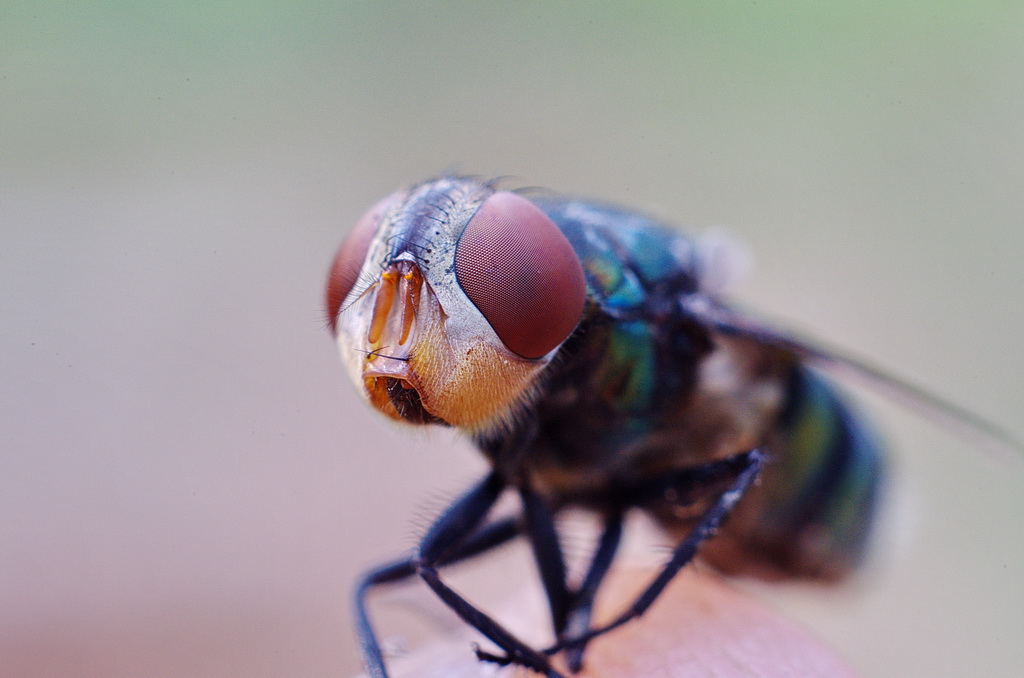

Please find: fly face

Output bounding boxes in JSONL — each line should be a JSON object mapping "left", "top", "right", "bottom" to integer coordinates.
{"left": 325, "top": 177, "right": 587, "bottom": 433}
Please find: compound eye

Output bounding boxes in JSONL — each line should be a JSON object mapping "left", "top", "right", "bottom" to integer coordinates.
{"left": 325, "top": 193, "right": 399, "bottom": 333}
{"left": 455, "top": 191, "right": 586, "bottom": 359}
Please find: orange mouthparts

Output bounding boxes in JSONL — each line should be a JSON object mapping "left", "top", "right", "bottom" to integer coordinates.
{"left": 360, "top": 260, "right": 446, "bottom": 425}
{"left": 364, "top": 375, "right": 443, "bottom": 425}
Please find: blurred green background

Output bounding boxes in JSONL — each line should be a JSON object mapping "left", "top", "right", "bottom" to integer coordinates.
{"left": 3, "top": 2, "right": 1022, "bottom": 677}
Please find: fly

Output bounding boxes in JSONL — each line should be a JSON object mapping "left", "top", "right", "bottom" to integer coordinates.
{"left": 324, "top": 175, "right": 1021, "bottom": 678}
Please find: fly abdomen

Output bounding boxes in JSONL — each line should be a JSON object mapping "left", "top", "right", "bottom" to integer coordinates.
{"left": 775, "top": 366, "right": 884, "bottom": 572}
{"left": 704, "top": 366, "right": 885, "bottom": 581}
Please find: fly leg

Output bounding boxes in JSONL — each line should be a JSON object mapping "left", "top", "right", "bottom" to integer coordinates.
{"left": 354, "top": 515, "right": 520, "bottom": 678}
{"left": 411, "top": 472, "right": 565, "bottom": 678}
{"left": 521, "top": 483, "right": 572, "bottom": 637}
{"left": 477, "top": 491, "right": 624, "bottom": 674}
{"left": 562, "top": 508, "right": 623, "bottom": 672}
{"left": 469, "top": 482, "right": 577, "bottom": 674}
{"left": 546, "top": 448, "right": 766, "bottom": 654}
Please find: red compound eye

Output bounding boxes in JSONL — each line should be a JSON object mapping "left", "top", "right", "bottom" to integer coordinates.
{"left": 455, "top": 192, "right": 586, "bottom": 359}
{"left": 325, "top": 193, "right": 399, "bottom": 333}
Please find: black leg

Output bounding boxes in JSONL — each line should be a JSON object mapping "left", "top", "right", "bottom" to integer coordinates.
{"left": 563, "top": 509, "right": 624, "bottom": 672}
{"left": 354, "top": 516, "right": 521, "bottom": 678}
{"left": 520, "top": 484, "right": 572, "bottom": 636}
{"left": 547, "top": 448, "right": 766, "bottom": 653}
{"left": 479, "top": 497, "right": 624, "bottom": 674}
{"left": 413, "top": 472, "right": 564, "bottom": 677}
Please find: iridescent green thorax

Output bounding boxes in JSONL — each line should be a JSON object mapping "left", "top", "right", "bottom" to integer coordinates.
{"left": 483, "top": 198, "right": 711, "bottom": 493}
{"left": 533, "top": 198, "right": 706, "bottom": 415}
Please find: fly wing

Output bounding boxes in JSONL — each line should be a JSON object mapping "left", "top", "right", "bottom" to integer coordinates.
{"left": 680, "top": 295, "right": 1024, "bottom": 460}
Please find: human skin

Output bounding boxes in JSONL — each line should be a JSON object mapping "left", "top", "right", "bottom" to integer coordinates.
{"left": 355, "top": 566, "right": 859, "bottom": 678}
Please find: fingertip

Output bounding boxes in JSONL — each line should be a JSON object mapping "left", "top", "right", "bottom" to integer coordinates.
{"left": 354, "top": 567, "right": 858, "bottom": 678}
{"left": 577, "top": 568, "right": 858, "bottom": 678}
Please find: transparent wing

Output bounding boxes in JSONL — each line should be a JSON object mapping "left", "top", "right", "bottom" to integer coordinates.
{"left": 680, "top": 295, "right": 1024, "bottom": 460}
